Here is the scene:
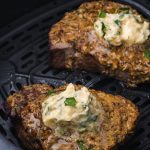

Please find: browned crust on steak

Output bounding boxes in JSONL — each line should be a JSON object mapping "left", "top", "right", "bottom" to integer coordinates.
{"left": 7, "top": 84, "right": 53, "bottom": 117}
{"left": 49, "top": 0, "right": 150, "bottom": 86}
{"left": 7, "top": 84, "right": 139, "bottom": 150}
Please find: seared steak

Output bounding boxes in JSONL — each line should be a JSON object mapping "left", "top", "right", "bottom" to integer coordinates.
{"left": 49, "top": 0, "right": 150, "bottom": 86}
{"left": 7, "top": 84, "right": 139, "bottom": 150}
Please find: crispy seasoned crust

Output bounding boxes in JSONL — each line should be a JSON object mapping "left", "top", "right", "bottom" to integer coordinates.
{"left": 7, "top": 84, "right": 139, "bottom": 150}
{"left": 49, "top": 0, "right": 150, "bottom": 86}
{"left": 7, "top": 84, "right": 53, "bottom": 117}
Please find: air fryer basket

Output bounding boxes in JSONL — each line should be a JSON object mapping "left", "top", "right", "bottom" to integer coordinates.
{"left": 0, "top": 0, "right": 150, "bottom": 149}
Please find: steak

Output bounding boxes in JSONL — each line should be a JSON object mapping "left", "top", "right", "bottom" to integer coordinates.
{"left": 7, "top": 84, "right": 139, "bottom": 150}
{"left": 49, "top": 0, "right": 150, "bottom": 87}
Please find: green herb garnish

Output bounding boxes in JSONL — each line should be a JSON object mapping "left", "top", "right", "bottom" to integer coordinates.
{"left": 99, "top": 11, "right": 106, "bottom": 18}
{"left": 64, "top": 97, "right": 77, "bottom": 107}
{"left": 47, "top": 90, "right": 55, "bottom": 95}
{"left": 114, "top": 19, "right": 120, "bottom": 26}
{"left": 144, "top": 50, "right": 150, "bottom": 60}
{"left": 101, "top": 22, "right": 106, "bottom": 35}
{"left": 77, "top": 140, "right": 85, "bottom": 150}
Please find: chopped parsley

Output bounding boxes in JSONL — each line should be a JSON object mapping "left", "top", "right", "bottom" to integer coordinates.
{"left": 77, "top": 140, "right": 85, "bottom": 150}
{"left": 114, "top": 19, "right": 120, "bottom": 26}
{"left": 64, "top": 97, "right": 77, "bottom": 107}
{"left": 98, "top": 11, "right": 106, "bottom": 18}
{"left": 101, "top": 22, "right": 106, "bottom": 35}
{"left": 144, "top": 50, "right": 150, "bottom": 60}
{"left": 47, "top": 90, "right": 55, "bottom": 95}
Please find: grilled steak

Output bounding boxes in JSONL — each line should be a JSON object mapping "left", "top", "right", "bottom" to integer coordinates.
{"left": 49, "top": 0, "right": 150, "bottom": 87}
{"left": 7, "top": 83, "right": 139, "bottom": 150}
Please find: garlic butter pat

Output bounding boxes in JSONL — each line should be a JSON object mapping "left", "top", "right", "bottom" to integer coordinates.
{"left": 94, "top": 11, "right": 150, "bottom": 46}
{"left": 42, "top": 84, "right": 91, "bottom": 127}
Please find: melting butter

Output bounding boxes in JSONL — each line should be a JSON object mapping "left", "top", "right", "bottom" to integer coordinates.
{"left": 94, "top": 12, "right": 150, "bottom": 46}
{"left": 42, "top": 84, "right": 91, "bottom": 127}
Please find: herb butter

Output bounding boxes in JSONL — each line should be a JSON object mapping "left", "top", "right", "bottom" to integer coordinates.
{"left": 94, "top": 11, "right": 150, "bottom": 46}
{"left": 42, "top": 84, "right": 91, "bottom": 127}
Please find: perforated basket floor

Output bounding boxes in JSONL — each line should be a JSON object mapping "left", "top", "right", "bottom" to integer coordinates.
{"left": 0, "top": 0, "right": 150, "bottom": 150}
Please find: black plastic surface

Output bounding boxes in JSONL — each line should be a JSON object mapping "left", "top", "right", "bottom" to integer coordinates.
{"left": 0, "top": 0, "right": 150, "bottom": 150}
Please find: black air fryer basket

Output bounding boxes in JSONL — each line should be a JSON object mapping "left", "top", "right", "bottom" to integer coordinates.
{"left": 0, "top": 0, "right": 150, "bottom": 150}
